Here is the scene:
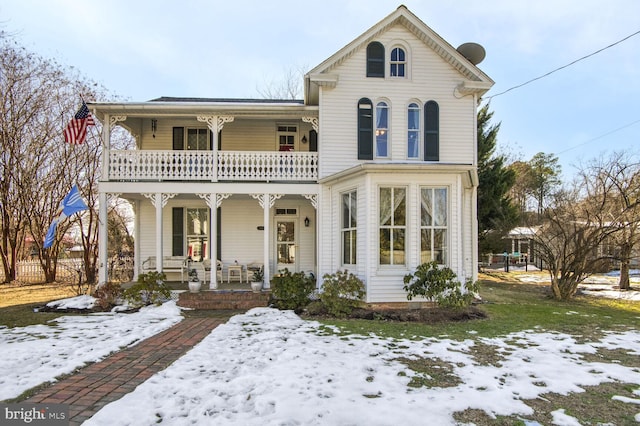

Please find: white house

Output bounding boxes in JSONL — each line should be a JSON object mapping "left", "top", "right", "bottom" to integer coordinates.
{"left": 91, "top": 5, "right": 493, "bottom": 303}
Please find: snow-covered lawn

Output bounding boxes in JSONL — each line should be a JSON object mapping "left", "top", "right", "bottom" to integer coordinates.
{"left": 1, "top": 284, "right": 639, "bottom": 424}
{"left": 0, "top": 300, "right": 182, "bottom": 401}
{"left": 83, "top": 308, "right": 640, "bottom": 426}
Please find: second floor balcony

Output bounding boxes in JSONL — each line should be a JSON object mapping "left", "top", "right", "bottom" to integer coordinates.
{"left": 107, "top": 150, "right": 319, "bottom": 182}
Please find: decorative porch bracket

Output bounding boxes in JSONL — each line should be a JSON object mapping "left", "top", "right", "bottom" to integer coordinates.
{"left": 302, "top": 116, "right": 319, "bottom": 133}
{"left": 303, "top": 194, "right": 318, "bottom": 209}
{"left": 250, "top": 193, "right": 283, "bottom": 209}
{"left": 142, "top": 192, "right": 177, "bottom": 208}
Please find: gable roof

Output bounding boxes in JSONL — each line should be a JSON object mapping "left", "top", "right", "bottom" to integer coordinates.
{"left": 304, "top": 5, "right": 494, "bottom": 104}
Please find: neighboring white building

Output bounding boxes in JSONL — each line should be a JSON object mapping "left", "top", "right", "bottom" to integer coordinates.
{"left": 91, "top": 5, "right": 493, "bottom": 303}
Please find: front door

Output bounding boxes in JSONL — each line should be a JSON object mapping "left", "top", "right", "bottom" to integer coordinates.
{"left": 276, "top": 220, "right": 296, "bottom": 272}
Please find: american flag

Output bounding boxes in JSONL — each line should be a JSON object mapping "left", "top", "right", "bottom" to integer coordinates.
{"left": 64, "top": 101, "right": 95, "bottom": 144}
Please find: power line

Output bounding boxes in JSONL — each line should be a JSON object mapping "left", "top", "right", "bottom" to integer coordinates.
{"left": 555, "top": 118, "right": 640, "bottom": 156}
{"left": 485, "top": 29, "right": 640, "bottom": 100}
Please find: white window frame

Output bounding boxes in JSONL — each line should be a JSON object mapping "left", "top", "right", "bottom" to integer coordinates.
{"left": 341, "top": 190, "right": 357, "bottom": 265}
{"left": 379, "top": 186, "right": 406, "bottom": 266}
{"left": 375, "top": 101, "right": 390, "bottom": 158}
{"left": 420, "top": 187, "right": 448, "bottom": 265}
{"left": 186, "top": 128, "right": 210, "bottom": 151}
{"left": 407, "top": 102, "right": 421, "bottom": 159}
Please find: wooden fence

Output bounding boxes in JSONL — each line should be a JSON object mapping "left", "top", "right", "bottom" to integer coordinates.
{"left": 0, "top": 257, "right": 133, "bottom": 284}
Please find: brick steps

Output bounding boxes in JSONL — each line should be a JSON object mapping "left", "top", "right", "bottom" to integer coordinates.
{"left": 177, "top": 290, "right": 271, "bottom": 310}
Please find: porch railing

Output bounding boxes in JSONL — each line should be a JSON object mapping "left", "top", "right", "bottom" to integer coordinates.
{"left": 108, "top": 150, "right": 318, "bottom": 182}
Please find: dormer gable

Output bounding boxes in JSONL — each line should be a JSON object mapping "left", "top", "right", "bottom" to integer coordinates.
{"left": 304, "top": 5, "right": 494, "bottom": 105}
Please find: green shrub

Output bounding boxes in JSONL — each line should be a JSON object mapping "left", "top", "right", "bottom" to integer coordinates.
{"left": 270, "top": 268, "right": 316, "bottom": 312}
{"left": 93, "top": 281, "right": 123, "bottom": 310}
{"left": 403, "top": 261, "right": 478, "bottom": 308}
{"left": 123, "top": 271, "right": 171, "bottom": 307}
{"left": 320, "top": 269, "right": 365, "bottom": 317}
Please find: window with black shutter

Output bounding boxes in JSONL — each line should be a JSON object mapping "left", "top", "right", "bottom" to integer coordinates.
{"left": 172, "top": 207, "right": 184, "bottom": 256}
{"left": 424, "top": 101, "right": 439, "bottom": 161}
{"left": 366, "top": 42, "right": 385, "bottom": 78}
{"left": 357, "top": 98, "right": 373, "bottom": 160}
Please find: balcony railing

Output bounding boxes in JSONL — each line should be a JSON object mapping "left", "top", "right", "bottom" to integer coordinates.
{"left": 107, "top": 150, "right": 318, "bottom": 182}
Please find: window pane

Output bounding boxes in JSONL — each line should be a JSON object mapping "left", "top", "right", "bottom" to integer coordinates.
{"left": 343, "top": 230, "right": 356, "bottom": 264}
{"left": 376, "top": 102, "right": 388, "bottom": 157}
{"left": 434, "top": 229, "right": 447, "bottom": 264}
{"left": 434, "top": 188, "right": 447, "bottom": 226}
{"left": 187, "top": 209, "right": 208, "bottom": 235}
{"left": 421, "top": 188, "right": 433, "bottom": 226}
{"left": 380, "top": 188, "right": 392, "bottom": 225}
{"left": 393, "top": 188, "right": 406, "bottom": 226}
{"left": 342, "top": 193, "right": 350, "bottom": 228}
{"left": 350, "top": 193, "right": 357, "bottom": 227}
{"left": 393, "top": 229, "right": 405, "bottom": 264}
{"left": 420, "top": 229, "right": 432, "bottom": 263}
{"left": 408, "top": 131, "right": 419, "bottom": 158}
{"left": 379, "top": 229, "right": 391, "bottom": 264}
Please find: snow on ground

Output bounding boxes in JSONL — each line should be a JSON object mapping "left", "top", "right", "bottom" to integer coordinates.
{"left": 0, "top": 299, "right": 182, "bottom": 401}
{"left": 512, "top": 270, "right": 640, "bottom": 301}
{"left": 82, "top": 307, "right": 640, "bottom": 426}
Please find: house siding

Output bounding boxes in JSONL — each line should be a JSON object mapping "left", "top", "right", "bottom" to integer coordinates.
{"left": 318, "top": 25, "right": 476, "bottom": 180}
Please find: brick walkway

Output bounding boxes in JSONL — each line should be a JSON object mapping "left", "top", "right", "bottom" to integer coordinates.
{"left": 26, "top": 313, "right": 234, "bottom": 425}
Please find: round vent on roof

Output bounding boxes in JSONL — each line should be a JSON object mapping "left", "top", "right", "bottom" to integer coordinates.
{"left": 456, "top": 42, "right": 486, "bottom": 65}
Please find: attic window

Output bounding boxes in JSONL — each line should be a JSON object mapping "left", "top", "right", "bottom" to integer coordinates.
{"left": 366, "top": 42, "right": 385, "bottom": 78}
{"left": 390, "top": 48, "right": 406, "bottom": 77}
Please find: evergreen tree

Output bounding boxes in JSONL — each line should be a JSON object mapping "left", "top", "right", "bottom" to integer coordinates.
{"left": 477, "top": 104, "right": 519, "bottom": 255}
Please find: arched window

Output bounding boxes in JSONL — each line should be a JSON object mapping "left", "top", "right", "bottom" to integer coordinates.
{"left": 390, "top": 47, "right": 406, "bottom": 77}
{"left": 407, "top": 102, "right": 420, "bottom": 158}
{"left": 424, "top": 101, "right": 439, "bottom": 161}
{"left": 366, "top": 42, "right": 385, "bottom": 78}
{"left": 357, "top": 98, "right": 373, "bottom": 160}
{"left": 375, "top": 101, "right": 389, "bottom": 157}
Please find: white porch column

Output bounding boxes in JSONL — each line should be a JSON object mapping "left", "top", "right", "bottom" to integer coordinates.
{"left": 142, "top": 192, "right": 176, "bottom": 274}
{"left": 98, "top": 191, "right": 108, "bottom": 285}
{"left": 133, "top": 200, "right": 141, "bottom": 280}
{"left": 198, "top": 192, "right": 230, "bottom": 289}
{"left": 197, "top": 115, "right": 234, "bottom": 182}
{"left": 251, "top": 193, "right": 282, "bottom": 289}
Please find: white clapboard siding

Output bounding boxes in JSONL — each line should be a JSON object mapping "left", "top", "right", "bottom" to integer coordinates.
{"left": 318, "top": 25, "right": 477, "bottom": 179}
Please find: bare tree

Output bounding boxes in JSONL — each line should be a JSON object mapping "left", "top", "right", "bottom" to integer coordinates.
{"left": 0, "top": 37, "right": 77, "bottom": 282}
{"left": 579, "top": 151, "right": 640, "bottom": 290}
{"left": 0, "top": 34, "right": 122, "bottom": 284}
{"left": 534, "top": 185, "right": 615, "bottom": 300}
{"left": 256, "top": 65, "right": 307, "bottom": 100}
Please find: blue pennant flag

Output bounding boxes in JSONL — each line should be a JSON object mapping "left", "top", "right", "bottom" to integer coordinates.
{"left": 43, "top": 185, "right": 88, "bottom": 249}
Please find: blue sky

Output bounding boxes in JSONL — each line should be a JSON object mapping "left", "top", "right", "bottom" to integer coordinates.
{"left": 2, "top": 0, "right": 639, "bottom": 179}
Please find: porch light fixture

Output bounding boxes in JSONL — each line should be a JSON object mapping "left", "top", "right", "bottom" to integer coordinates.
{"left": 151, "top": 119, "right": 157, "bottom": 138}
{"left": 301, "top": 135, "right": 307, "bottom": 144}
{"left": 304, "top": 217, "right": 310, "bottom": 227}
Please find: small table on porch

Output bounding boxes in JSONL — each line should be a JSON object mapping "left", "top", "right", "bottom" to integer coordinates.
{"left": 227, "top": 264, "right": 244, "bottom": 283}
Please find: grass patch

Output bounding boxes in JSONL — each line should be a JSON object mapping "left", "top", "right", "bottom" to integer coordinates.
{"left": 0, "top": 302, "right": 67, "bottom": 328}
{"left": 320, "top": 280, "right": 639, "bottom": 340}
{"left": 0, "top": 281, "right": 82, "bottom": 328}
{"left": 0, "top": 282, "right": 77, "bottom": 308}
{"left": 454, "top": 382, "right": 640, "bottom": 425}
